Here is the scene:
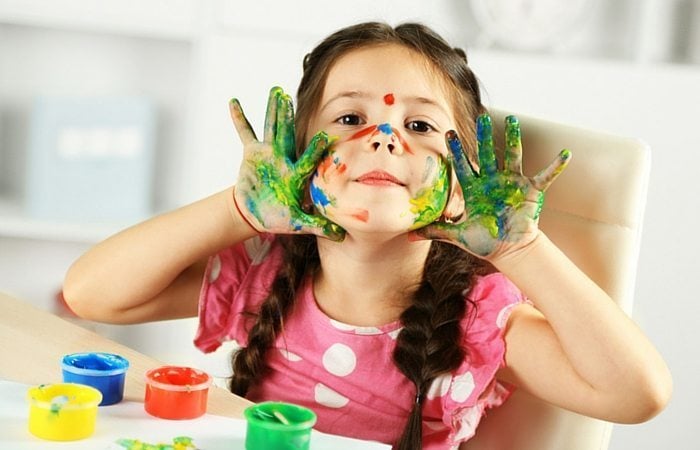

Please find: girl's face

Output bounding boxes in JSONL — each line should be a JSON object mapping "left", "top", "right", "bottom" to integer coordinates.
{"left": 306, "top": 44, "right": 457, "bottom": 235}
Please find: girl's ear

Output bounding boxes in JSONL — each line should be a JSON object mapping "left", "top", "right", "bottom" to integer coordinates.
{"left": 442, "top": 169, "right": 465, "bottom": 221}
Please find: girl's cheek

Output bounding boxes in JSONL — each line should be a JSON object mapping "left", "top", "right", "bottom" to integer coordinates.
{"left": 408, "top": 156, "right": 449, "bottom": 230}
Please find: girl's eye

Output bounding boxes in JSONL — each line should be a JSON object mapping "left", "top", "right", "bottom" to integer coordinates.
{"left": 406, "top": 121, "right": 435, "bottom": 133}
{"left": 336, "top": 114, "right": 364, "bottom": 126}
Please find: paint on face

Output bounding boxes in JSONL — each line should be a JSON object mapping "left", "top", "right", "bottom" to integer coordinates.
{"left": 350, "top": 209, "right": 370, "bottom": 222}
{"left": 346, "top": 124, "right": 413, "bottom": 154}
{"left": 409, "top": 156, "right": 449, "bottom": 229}
{"left": 383, "top": 93, "right": 395, "bottom": 105}
{"left": 377, "top": 123, "right": 392, "bottom": 135}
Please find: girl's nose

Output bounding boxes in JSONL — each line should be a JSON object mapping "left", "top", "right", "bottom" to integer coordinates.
{"left": 370, "top": 123, "right": 403, "bottom": 155}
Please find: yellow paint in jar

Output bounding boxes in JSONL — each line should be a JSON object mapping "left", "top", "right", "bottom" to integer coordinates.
{"left": 27, "top": 383, "right": 102, "bottom": 441}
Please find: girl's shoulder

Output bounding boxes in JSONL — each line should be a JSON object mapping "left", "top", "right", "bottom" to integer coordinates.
{"left": 465, "top": 272, "right": 527, "bottom": 333}
{"left": 194, "top": 234, "right": 283, "bottom": 353}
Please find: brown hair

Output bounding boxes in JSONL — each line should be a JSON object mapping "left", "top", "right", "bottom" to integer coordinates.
{"left": 230, "top": 22, "right": 488, "bottom": 450}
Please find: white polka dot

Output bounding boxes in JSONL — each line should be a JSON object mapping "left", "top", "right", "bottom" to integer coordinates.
{"left": 424, "top": 420, "right": 447, "bottom": 431}
{"left": 278, "top": 348, "right": 302, "bottom": 362}
{"left": 208, "top": 255, "right": 221, "bottom": 283}
{"left": 322, "top": 343, "right": 356, "bottom": 376}
{"left": 450, "top": 372, "right": 475, "bottom": 403}
{"left": 426, "top": 373, "right": 451, "bottom": 399}
{"left": 244, "top": 236, "right": 272, "bottom": 265}
{"left": 496, "top": 303, "right": 518, "bottom": 329}
{"left": 314, "top": 383, "right": 349, "bottom": 408}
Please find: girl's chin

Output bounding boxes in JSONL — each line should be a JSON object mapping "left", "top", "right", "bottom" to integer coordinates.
{"left": 319, "top": 210, "right": 417, "bottom": 236}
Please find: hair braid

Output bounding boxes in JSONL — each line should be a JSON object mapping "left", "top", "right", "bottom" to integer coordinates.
{"left": 229, "top": 235, "right": 319, "bottom": 396}
{"left": 393, "top": 241, "right": 486, "bottom": 450}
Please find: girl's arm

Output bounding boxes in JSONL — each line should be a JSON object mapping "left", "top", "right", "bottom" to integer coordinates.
{"left": 494, "top": 232, "right": 672, "bottom": 423}
{"left": 63, "top": 187, "right": 257, "bottom": 324}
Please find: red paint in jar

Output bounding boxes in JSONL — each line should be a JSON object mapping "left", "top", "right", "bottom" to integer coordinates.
{"left": 144, "top": 366, "right": 212, "bottom": 420}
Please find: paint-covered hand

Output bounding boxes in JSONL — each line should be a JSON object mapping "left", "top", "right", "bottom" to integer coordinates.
{"left": 229, "top": 87, "right": 345, "bottom": 240}
{"left": 416, "top": 114, "right": 570, "bottom": 259}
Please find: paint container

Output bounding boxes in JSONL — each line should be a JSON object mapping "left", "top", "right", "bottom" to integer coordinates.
{"left": 27, "top": 383, "right": 102, "bottom": 441}
{"left": 244, "top": 402, "right": 317, "bottom": 450}
{"left": 144, "top": 366, "right": 211, "bottom": 419}
{"left": 62, "top": 352, "right": 130, "bottom": 406}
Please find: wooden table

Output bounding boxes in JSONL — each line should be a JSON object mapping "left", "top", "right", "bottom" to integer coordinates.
{"left": 0, "top": 291, "right": 252, "bottom": 417}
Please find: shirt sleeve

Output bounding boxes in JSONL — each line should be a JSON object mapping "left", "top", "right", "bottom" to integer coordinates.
{"left": 443, "top": 272, "right": 528, "bottom": 445}
{"left": 193, "top": 234, "right": 280, "bottom": 353}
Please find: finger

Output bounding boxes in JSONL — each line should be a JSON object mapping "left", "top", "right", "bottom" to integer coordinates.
{"left": 263, "top": 86, "right": 283, "bottom": 143}
{"left": 532, "top": 149, "right": 572, "bottom": 191}
{"left": 295, "top": 132, "right": 331, "bottom": 178}
{"left": 445, "top": 130, "right": 475, "bottom": 197}
{"left": 276, "top": 92, "right": 296, "bottom": 160}
{"left": 504, "top": 115, "right": 523, "bottom": 174}
{"left": 228, "top": 98, "right": 258, "bottom": 145}
{"left": 476, "top": 114, "right": 497, "bottom": 176}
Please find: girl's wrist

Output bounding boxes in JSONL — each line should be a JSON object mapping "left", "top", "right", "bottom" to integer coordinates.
{"left": 488, "top": 230, "right": 549, "bottom": 272}
{"left": 227, "top": 185, "right": 260, "bottom": 238}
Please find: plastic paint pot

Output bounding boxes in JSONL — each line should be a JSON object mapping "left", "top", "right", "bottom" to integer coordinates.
{"left": 244, "top": 402, "right": 317, "bottom": 450}
{"left": 62, "top": 352, "right": 130, "bottom": 406}
{"left": 27, "top": 383, "right": 102, "bottom": 441}
{"left": 144, "top": 366, "right": 212, "bottom": 419}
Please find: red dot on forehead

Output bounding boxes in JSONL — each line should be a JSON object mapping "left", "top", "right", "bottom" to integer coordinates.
{"left": 383, "top": 93, "right": 395, "bottom": 105}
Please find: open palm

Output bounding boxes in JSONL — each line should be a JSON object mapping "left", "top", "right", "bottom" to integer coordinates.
{"left": 417, "top": 114, "right": 571, "bottom": 259}
{"left": 230, "top": 87, "right": 344, "bottom": 241}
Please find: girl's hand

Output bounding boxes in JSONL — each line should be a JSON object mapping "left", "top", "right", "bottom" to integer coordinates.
{"left": 415, "top": 114, "right": 571, "bottom": 259}
{"left": 229, "top": 87, "right": 345, "bottom": 241}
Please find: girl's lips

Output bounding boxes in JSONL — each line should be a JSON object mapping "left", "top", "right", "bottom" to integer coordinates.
{"left": 355, "top": 170, "right": 404, "bottom": 186}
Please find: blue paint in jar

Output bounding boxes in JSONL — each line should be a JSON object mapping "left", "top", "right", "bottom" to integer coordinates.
{"left": 61, "top": 352, "right": 130, "bottom": 406}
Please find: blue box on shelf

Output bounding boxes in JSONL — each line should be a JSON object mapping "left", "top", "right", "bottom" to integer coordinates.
{"left": 25, "top": 96, "right": 156, "bottom": 223}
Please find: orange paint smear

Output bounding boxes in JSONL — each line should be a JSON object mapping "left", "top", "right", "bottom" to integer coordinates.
{"left": 351, "top": 209, "right": 370, "bottom": 222}
{"left": 348, "top": 125, "right": 377, "bottom": 141}
{"left": 393, "top": 128, "right": 413, "bottom": 154}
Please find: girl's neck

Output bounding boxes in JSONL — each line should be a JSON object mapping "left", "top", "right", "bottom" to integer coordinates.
{"left": 313, "top": 233, "right": 431, "bottom": 327}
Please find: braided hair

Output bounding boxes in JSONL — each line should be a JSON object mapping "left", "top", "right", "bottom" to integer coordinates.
{"left": 230, "top": 22, "right": 488, "bottom": 450}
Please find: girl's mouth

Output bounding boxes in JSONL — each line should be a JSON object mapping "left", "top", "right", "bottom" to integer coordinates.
{"left": 355, "top": 170, "right": 405, "bottom": 186}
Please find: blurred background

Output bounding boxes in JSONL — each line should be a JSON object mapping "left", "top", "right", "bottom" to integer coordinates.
{"left": 1, "top": 1, "right": 698, "bottom": 448}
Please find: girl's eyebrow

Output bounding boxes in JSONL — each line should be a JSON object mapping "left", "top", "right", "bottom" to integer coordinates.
{"left": 318, "top": 90, "right": 369, "bottom": 114}
{"left": 404, "top": 96, "right": 452, "bottom": 121}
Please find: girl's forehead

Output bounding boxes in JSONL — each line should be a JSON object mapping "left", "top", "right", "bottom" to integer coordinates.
{"left": 321, "top": 44, "right": 451, "bottom": 104}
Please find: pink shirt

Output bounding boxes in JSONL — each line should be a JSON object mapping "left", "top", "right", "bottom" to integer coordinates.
{"left": 195, "top": 235, "right": 526, "bottom": 449}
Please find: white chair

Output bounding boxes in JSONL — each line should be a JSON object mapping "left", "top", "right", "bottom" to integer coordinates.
{"left": 463, "top": 110, "right": 651, "bottom": 450}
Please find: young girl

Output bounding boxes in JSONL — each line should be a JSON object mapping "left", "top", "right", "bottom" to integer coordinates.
{"left": 63, "top": 22, "right": 671, "bottom": 450}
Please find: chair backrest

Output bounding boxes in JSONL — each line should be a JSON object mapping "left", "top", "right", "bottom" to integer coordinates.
{"left": 463, "top": 110, "right": 651, "bottom": 450}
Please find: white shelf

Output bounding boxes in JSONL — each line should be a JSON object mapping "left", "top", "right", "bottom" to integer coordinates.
{"left": 0, "top": 198, "right": 129, "bottom": 243}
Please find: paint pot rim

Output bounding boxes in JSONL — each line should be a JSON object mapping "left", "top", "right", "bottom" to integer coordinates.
{"left": 27, "top": 383, "right": 103, "bottom": 411}
{"left": 61, "top": 352, "right": 130, "bottom": 377}
{"left": 145, "top": 365, "right": 212, "bottom": 392}
{"left": 244, "top": 401, "right": 318, "bottom": 431}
